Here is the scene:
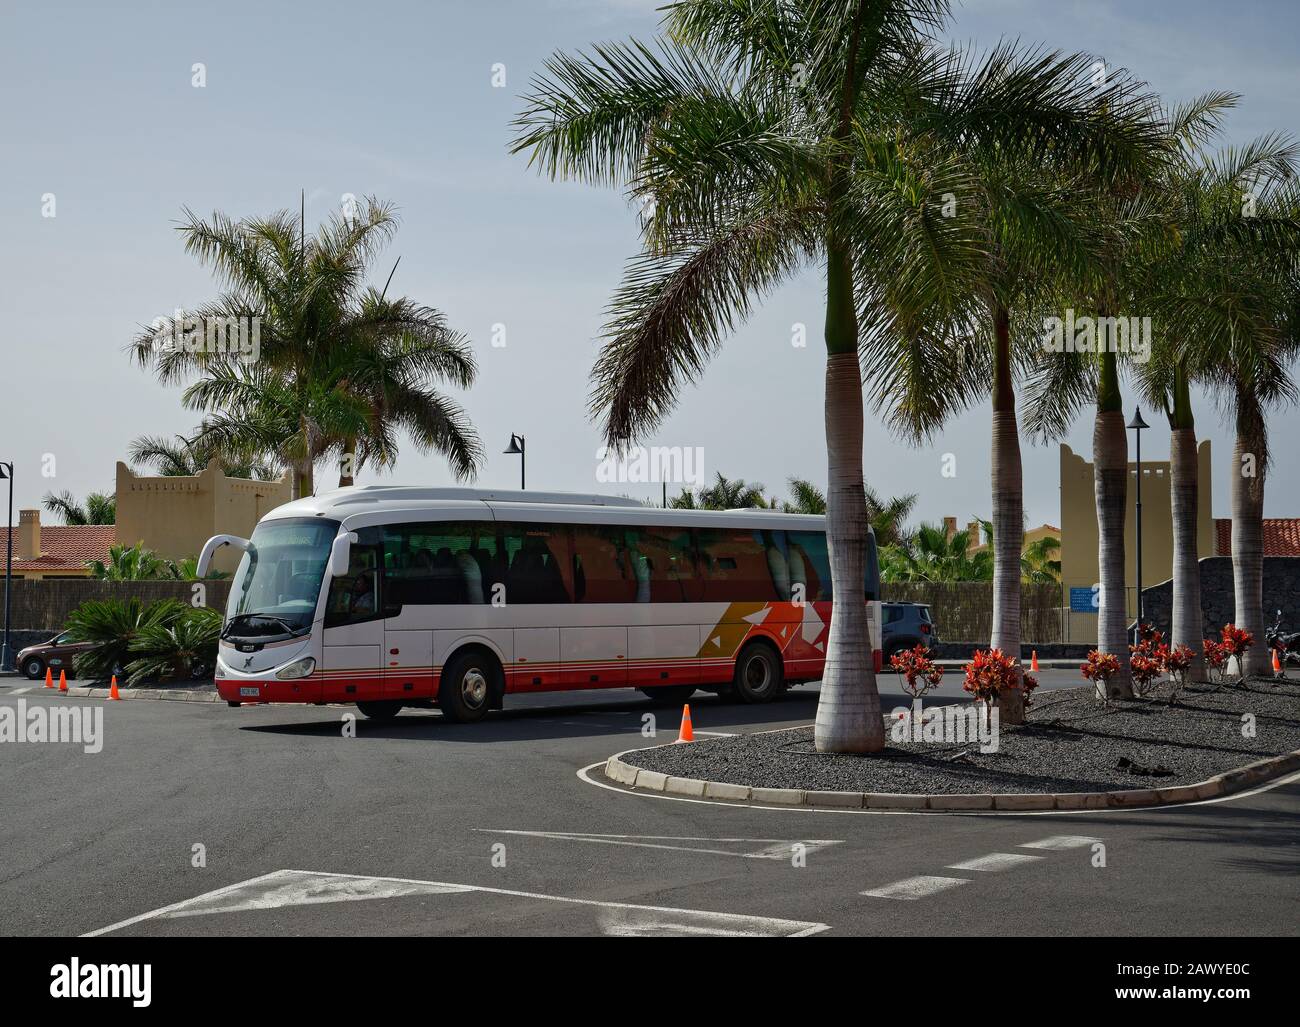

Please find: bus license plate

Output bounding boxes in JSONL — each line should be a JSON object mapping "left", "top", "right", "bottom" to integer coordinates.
{"left": 239, "top": 686, "right": 260, "bottom": 697}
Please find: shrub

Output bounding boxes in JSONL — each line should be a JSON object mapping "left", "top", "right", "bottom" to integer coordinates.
{"left": 1203, "top": 638, "right": 1229, "bottom": 684}
{"left": 962, "top": 648, "right": 1031, "bottom": 705}
{"left": 890, "top": 644, "right": 944, "bottom": 700}
{"left": 1081, "top": 650, "right": 1121, "bottom": 701}
{"left": 1219, "top": 624, "right": 1253, "bottom": 681}
{"left": 66, "top": 598, "right": 188, "bottom": 681}
{"left": 1129, "top": 623, "right": 1170, "bottom": 698}
{"left": 125, "top": 607, "right": 222, "bottom": 686}
{"left": 1165, "top": 644, "right": 1195, "bottom": 705}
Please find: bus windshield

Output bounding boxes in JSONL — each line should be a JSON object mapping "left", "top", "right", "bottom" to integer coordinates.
{"left": 223, "top": 517, "right": 339, "bottom": 641}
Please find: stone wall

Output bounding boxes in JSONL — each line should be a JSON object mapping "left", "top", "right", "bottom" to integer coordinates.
{"left": 1140, "top": 556, "right": 1300, "bottom": 638}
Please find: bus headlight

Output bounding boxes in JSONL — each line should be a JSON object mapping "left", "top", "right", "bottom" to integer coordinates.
{"left": 276, "top": 657, "right": 316, "bottom": 680}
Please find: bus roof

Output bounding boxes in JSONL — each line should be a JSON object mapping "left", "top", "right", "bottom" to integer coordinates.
{"left": 259, "top": 486, "right": 861, "bottom": 535}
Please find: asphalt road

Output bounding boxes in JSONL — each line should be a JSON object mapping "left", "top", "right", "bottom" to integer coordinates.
{"left": 1, "top": 672, "right": 1296, "bottom": 937}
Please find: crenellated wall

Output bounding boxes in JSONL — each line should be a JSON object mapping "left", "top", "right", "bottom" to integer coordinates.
{"left": 114, "top": 461, "right": 291, "bottom": 573}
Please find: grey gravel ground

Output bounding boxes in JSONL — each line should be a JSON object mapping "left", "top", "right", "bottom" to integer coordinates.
{"left": 627, "top": 679, "right": 1300, "bottom": 794}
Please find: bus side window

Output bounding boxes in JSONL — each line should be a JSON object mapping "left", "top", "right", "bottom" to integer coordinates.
{"left": 324, "top": 537, "right": 384, "bottom": 626}
{"left": 572, "top": 526, "right": 636, "bottom": 603}
{"left": 787, "top": 531, "right": 831, "bottom": 601}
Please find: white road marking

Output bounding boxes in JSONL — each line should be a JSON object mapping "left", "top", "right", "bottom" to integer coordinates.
{"left": 475, "top": 829, "right": 840, "bottom": 860}
{"left": 83, "top": 869, "right": 828, "bottom": 938}
{"left": 1019, "top": 835, "right": 1102, "bottom": 850}
{"left": 9, "top": 687, "right": 31, "bottom": 695}
{"left": 946, "top": 852, "right": 1045, "bottom": 872}
{"left": 861, "top": 876, "right": 969, "bottom": 900}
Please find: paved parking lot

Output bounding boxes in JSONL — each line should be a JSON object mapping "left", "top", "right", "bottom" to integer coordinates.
{"left": 2, "top": 675, "right": 1296, "bottom": 937}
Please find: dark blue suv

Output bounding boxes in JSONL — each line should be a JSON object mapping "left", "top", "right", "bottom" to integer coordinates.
{"left": 882, "top": 602, "right": 937, "bottom": 659}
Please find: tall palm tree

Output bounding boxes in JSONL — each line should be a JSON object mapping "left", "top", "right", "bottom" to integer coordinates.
{"left": 864, "top": 69, "right": 1164, "bottom": 719}
{"left": 513, "top": 0, "right": 1153, "bottom": 751}
{"left": 129, "top": 432, "right": 280, "bottom": 481}
{"left": 42, "top": 490, "right": 115, "bottom": 525}
{"left": 129, "top": 198, "right": 481, "bottom": 497}
{"left": 1162, "top": 149, "right": 1300, "bottom": 676}
{"left": 1137, "top": 106, "right": 1299, "bottom": 680}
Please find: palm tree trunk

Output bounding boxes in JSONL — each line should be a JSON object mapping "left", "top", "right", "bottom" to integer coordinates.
{"left": 990, "top": 306, "right": 1024, "bottom": 723}
{"left": 813, "top": 240, "right": 884, "bottom": 754}
{"left": 1093, "top": 349, "right": 1132, "bottom": 697}
{"left": 1168, "top": 375, "right": 1206, "bottom": 681}
{"left": 1231, "top": 393, "right": 1269, "bottom": 677}
{"left": 339, "top": 435, "right": 357, "bottom": 487}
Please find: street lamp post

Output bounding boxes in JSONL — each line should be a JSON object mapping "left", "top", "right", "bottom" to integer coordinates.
{"left": 1127, "top": 407, "right": 1149, "bottom": 643}
{"left": 0, "top": 462, "right": 12, "bottom": 672}
{"left": 503, "top": 434, "right": 526, "bottom": 490}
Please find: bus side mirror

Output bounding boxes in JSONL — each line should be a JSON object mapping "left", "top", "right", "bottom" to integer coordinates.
{"left": 330, "top": 532, "right": 358, "bottom": 578}
{"left": 197, "top": 534, "right": 251, "bottom": 577}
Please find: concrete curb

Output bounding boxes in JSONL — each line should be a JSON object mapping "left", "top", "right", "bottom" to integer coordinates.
{"left": 63, "top": 685, "right": 221, "bottom": 703}
{"left": 602, "top": 745, "right": 1300, "bottom": 813}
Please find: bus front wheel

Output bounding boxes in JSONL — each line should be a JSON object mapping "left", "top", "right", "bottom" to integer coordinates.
{"left": 732, "top": 642, "right": 783, "bottom": 703}
{"left": 438, "top": 650, "right": 499, "bottom": 723}
{"left": 357, "top": 701, "right": 404, "bottom": 721}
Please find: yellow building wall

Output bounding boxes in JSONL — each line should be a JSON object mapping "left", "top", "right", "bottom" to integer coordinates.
{"left": 115, "top": 461, "right": 292, "bottom": 573}
{"left": 1059, "top": 440, "right": 1214, "bottom": 640}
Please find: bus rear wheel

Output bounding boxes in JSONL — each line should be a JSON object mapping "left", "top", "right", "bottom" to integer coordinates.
{"left": 732, "top": 642, "right": 783, "bottom": 703}
{"left": 438, "top": 651, "right": 499, "bottom": 723}
{"left": 357, "top": 701, "right": 404, "bottom": 720}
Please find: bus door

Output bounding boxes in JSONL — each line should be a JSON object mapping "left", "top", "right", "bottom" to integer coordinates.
{"left": 320, "top": 528, "right": 386, "bottom": 703}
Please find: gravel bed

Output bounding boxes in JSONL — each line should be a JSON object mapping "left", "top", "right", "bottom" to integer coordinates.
{"left": 627, "top": 680, "right": 1300, "bottom": 795}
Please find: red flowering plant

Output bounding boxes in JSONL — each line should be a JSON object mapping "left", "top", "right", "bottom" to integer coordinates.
{"left": 1202, "top": 638, "right": 1228, "bottom": 685}
{"left": 890, "top": 645, "right": 944, "bottom": 700}
{"left": 1081, "top": 650, "right": 1121, "bottom": 702}
{"left": 1164, "top": 644, "right": 1195, "bottom": 705}
{"left": 961, "top": 648, "right": 1033, "bottom": 724}
{"left": 1219, "top": 624, "right": 1254, "bottom": 681}
{"left": 1129, "top": 623, "right": 1170, "bottom": 698}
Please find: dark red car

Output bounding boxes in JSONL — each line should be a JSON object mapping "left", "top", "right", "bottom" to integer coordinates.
{"left": 16, "top": 631, "right": 95, "bottom": 681}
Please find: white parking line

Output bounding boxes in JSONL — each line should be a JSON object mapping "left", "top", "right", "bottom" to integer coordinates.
{"left": 83, "top": 868, "right": 829, "bottom": 938}
{"left": 861, "top": 876, "right": 969, "bottom": 900}
{"left": 946, "top": 852, "right": 1044, "bottom": 872}
{"left": 475, "top": 829, "right": 840, "bottom": 860}
{"left": 1019, "top": 835, "right": 1102, "bottom": 850}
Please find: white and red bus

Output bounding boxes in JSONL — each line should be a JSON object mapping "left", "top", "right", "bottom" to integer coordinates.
{"left": 200, "top": 488, "right": 882, "bottom": 721}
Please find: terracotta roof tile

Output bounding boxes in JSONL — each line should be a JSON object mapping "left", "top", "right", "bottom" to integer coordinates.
{"left": 0, "top": 525, "right": 116, "bottom": 572}
{"left": 1214, "top": 517, "right": 1300, "bottom": 557}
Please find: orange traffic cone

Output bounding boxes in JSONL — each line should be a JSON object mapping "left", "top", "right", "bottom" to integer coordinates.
{"left": 675, "top": 704, "right": 695, "bottom": 744}
{"left": 1031, "top": 650, "right": 1040, "bottom": 673}
{"left": 1273, "top": 649, "right": 1283, "bottom": 677}
{"left": 58, "top": 669, "right": 67, "bottom": 692}
{"left": 109, "top": 675, "right": 121, "bottom": 700}
{"left": 44, "top": 667, "right": 54, "bottom": 688}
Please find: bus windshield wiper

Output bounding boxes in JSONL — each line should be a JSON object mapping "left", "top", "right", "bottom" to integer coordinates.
{"left": 222, "top": 613, "right": 302, "bottom": 639}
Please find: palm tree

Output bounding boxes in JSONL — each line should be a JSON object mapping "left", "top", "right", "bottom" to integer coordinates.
{"left": 87, "top": 542, "right": 172, "bottom": 580}
{"left": 129, "top": 198, "right": 481, "bottom": 497}
{"left": 1139, "top": 118, "right": 1300, "bottom": 680}
{"left": 864, "top": 66, "right": 1164, "bottom": 719}
{"left": 1021, "top": 534, "right": 1061, "bottom": 584}
{"left": 783, "top": 478, "right": 916, "bottom": 547}
{"left": 880, "top": 521, "right": 993, "bottom": 582}
{"left": 512, "top": 2, "right": 1147, "bottom": 751}
{"left": 129, "top": 432, "right": 279, "bottom": 481}
{"left": 669, "top": 472, "right": 767, "bottom": 510}
{"left": 42, "top": 490, "right": 115, "bottom": 525}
